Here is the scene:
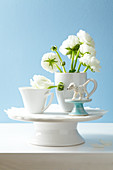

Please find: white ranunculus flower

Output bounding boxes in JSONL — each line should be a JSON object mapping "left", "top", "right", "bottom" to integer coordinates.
{"left": 80, "top": 44, "right": 96, "bottom": 56}
{"left": 59, "top": 35, "right": 80, "bottom": 56}
{"left": 68, "top": 35, "right": 80, "bottom": 48}
{"left": 79, "top": 54, "right": 101, "bottom": 72}
{"left": 79, "top": 54, "right": 91, "bottom": 65}
{"left": 89, "top": 57, "right": 101, "bottom": 72}
{"left": 77, "top": 30, "right": 95, "bottom": 47}
{"left": 41, "top": 52, "right": 61, "bottom": 73}
{"left": 30, "top": 75, "right": 54, "bottom": 89}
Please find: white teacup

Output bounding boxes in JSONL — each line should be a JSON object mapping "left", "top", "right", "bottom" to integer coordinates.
{"left": 19, "top": 87, "right": 54, "bottom": 114}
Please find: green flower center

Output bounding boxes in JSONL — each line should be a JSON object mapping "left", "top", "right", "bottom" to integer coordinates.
{"left": 44, "top": 57, "right": 58, "bottom": 69}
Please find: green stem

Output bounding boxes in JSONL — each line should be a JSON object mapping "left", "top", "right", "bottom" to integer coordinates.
{"left": 62, "top": 66, "right": 66, "bottom": 73}
{"left": 48, "top": 85, "right": 57, "bottom": 89}
{"left": 71, "top": 51, "right": 75, "bottom": 71}
{"left": 55, "top": 64, "right": 63, "bottom": 73}
{"left": 77, "top": 63, "right": 82, "bottom": 73}
{"left": 73, "top": 49, "right": 80, "bottom": 70}
{"left": 84, "top": 66, "right": 89, "bottom": 72}
{"left": 73, "top": 56, "right": 78, "bottom": 70}
{"left": 55, "top": 50, "right": 62, "bottom": 62}
{"left": 55, "top": 50, "right": 66, "bottom": 73}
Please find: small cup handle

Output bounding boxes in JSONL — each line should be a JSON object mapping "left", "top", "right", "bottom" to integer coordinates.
{"left": 87, "top": 78, "right": 97, "bottom": 98}
{"left": 42, "top": 92, "right": 54, "bottom": 112}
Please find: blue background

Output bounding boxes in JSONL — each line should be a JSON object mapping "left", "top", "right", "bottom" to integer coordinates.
{"left": 0, "top": 0, "right": 113, "bottom": 123}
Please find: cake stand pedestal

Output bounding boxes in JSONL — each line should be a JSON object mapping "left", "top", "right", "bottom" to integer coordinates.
{"left": 65, "top": 99, "right": 92, "bottom": 116}
{"left": 5, "top": 105, "right": 107, "bottom": 147}
{"left": 31, "top": 121, "right": 84, "bottom": 146}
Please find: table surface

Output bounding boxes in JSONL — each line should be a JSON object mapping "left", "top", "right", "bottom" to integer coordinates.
{"left": 0, "top": 123, "right": 113, "bottom": 153}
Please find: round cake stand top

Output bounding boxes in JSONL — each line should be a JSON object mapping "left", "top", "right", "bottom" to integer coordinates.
{"left": 5, "top": 105, "right": 107, "bottom": 123}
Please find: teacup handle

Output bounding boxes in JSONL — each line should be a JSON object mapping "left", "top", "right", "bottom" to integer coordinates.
{"left": 42, "top": 92, "right": 54, "bottom": 112}
{"left": 87, "top": 78, "right": 97, "bottom": 98}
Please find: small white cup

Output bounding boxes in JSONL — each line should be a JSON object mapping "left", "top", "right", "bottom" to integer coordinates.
{"left": 19, "top": 87, "right": 54, "bottom": 114}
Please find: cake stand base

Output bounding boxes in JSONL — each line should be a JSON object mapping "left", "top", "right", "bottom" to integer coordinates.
{"left": 5, "top": 105, "right": 107, "bottom": 147}
{"left": 30, "top": 122, "right": 85, "bottom": 147}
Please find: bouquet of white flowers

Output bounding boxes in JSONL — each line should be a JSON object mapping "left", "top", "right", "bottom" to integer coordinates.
{"left": 41, "top": 30, "right": 101, "bottom": 73}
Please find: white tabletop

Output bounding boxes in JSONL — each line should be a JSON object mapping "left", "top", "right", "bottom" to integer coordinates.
{"left": 0, "top": 123, "right": 113, "bottom": 170}
{"left": 0, "top": 123, "right": 113, "bottom": 153}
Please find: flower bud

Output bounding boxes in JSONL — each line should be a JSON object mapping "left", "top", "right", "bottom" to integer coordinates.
{"left": 57, "top": 82, "right": 64, "bottom": 91}
{"left": 51, "top": 45, "right": 57, "bottom": 51}
{"left": 61, "top": 61, "right": 66, "bottom": 66}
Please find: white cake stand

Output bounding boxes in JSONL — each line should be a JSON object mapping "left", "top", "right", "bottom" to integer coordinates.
{"left": 5, "top": 104, "right": 107, "bottom": 147}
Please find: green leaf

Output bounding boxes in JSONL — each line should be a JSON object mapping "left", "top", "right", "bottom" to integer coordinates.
{"left": 72, "top": 44, "right": 80, "bottom": 51}
{"left": 80, "top": 42, "right": 83, "bottom": 45}
{"left": 84, "top": 52, "right": 90, "bottom": 55}
{"left": 65, "top": 47, "right": 72, "bottom": 50}
{"left": 66, "top": 50, "right": 72, "bottom": 55}
{"left": 80, "top": 52, "right": 84, "bottom": 56}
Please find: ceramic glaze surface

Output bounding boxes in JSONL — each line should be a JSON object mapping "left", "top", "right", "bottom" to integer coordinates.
{"left": 5, "top": 105, "right": 107, "bottom": 122}
{"left": 67, "top": 79, "right": 97, "bottom": 100}
{"left": 65, "top": 99, "right": 92, "bottom": 116}
{"left": 19, "top": 88, "right": 54, "bottom": 114}
{"left": 31, "top": 122, "right": 84, "bottom": 146}
{"left": 55, "top": 72, "right": 87, "bottom": 112}
{"left": 5, "top": 104, "right": 107, "bottom": 146}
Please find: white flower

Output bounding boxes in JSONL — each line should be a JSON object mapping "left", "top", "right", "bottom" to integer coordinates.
{"left": 79, "top": 54, "right": 101, "bottom": 72}
{"left": 59, "top": 35, "right": 80, "bottom": 56}
{"left": 80, "top": 44, "right": 96, "bottom": 56}
{"left": 77, "top": 30, "right": 95, "bottom": 47}
{"left": 89, "top": 57, "right": 101, "bottom": 72}
{"left": 79, "top": 54, "right": 91, "bottom": 65}
{"left": 41, "top": 52, "right": 61, "bottom": 73}
{"left": 30, "top": 75, "right": 54, "bottom": 89}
